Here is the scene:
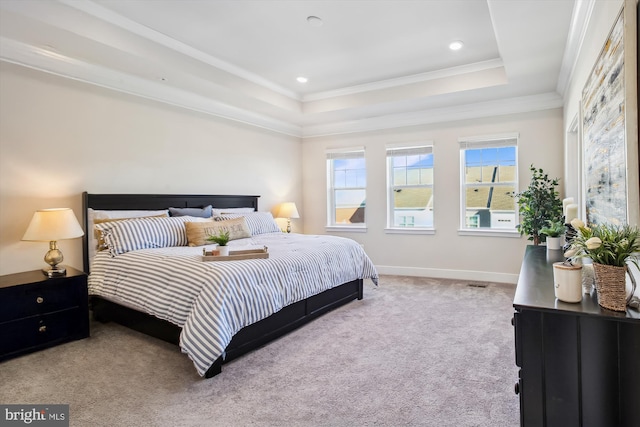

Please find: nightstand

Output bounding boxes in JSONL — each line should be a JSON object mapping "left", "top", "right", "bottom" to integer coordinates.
{"left": 0, "top": 266, "right": 89, "bottom": 361}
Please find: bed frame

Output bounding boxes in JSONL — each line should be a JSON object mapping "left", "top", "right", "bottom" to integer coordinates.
{"left": 82, "top": 192, "right": 363, "bottom": 378}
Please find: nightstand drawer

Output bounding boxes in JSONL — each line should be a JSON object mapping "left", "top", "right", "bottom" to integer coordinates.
{"left": 0, "top": 277, "right": 83, "bottom": 322}
{"left": 0, "top": 308, "right": 86, "bottom": 359}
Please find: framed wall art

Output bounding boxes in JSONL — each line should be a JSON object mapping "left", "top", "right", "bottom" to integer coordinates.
{"left": 582, "top": 1, "right": 638, "bottom": 226}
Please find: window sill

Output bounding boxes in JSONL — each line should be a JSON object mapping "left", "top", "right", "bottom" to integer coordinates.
{"left": 325, "top": 225, "right": 368, "bottom": 233}
{"left": 385, "top": 227, "right": 435, "bottom": 235}
{"left": 457, "top": 229, "right": 521, "bottom": 238}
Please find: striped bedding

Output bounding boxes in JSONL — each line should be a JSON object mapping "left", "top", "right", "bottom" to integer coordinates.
{"left": 88, "top": 232, "right": 378, "bottom": 376}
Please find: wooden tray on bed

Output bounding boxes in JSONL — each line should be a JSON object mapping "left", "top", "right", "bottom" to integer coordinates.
{"left": 202, "top": 247, "right": 269, "bottom": 261}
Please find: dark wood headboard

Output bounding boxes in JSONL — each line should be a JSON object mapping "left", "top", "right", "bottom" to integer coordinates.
{"left": 82, "top": 192, "right": 260, "bottom": 272}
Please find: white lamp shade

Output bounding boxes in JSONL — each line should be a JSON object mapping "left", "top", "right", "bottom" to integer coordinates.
{"left": 22, "top": 208, "right": 85, "bottom": 241}
{"left": 277, "top": 202, "right": 300, "bottom": 219}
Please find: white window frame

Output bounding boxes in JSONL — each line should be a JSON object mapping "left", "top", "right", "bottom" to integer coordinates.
{"left": 326, "top": 147, "right": 367, "bottom": 232}
{"left": 385, "top": 143, "right": 435, "bottom": 235}
{"left": 458, "top": 133, "right": 520, "bottom": 237}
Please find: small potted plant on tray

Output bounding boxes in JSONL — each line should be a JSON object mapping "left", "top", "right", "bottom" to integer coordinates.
{"left": 564, "top": 219, "right": 640, "bottom": 311}
{"left": 207, "top": 231, "right": 230, "bottom": 256}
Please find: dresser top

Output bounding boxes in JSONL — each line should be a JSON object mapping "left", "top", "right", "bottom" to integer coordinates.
{"left": 514, "top": 245, "right": 639, "bottom": 321}
{"left": 0, "top": 266, "right": 85, "bottom": 289}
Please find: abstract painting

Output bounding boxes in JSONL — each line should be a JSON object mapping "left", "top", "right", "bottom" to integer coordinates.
{"left": 582, "top": 9, "right": 627, "bottom": 225}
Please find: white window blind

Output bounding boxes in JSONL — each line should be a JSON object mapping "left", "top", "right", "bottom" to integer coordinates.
{"left": 386, "top": 145, "right": 433, "bottom": 157}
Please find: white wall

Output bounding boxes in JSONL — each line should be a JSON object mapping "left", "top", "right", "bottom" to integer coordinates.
{"left": 0, "top": 62, "right": 302, "bottom": 275}
{"left": 302, "top": 108, "right": 565, "bottom": 283}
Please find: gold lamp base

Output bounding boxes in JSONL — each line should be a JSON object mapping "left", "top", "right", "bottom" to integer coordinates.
{"left": 42, "top": 240, "right": 66, "bottom": 277}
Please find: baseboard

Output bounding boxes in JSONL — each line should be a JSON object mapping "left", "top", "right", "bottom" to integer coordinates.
{"left": 375, "top": 265, "right": 519, "bottom": 284}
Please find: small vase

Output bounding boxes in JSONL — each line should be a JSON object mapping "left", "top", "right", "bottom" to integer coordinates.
{"left": 553, "top": 262, "right": 582, "bottom": 303}
{"left": 217, "top": 245, "right": 230, "bottom": 256}
{"left": 546, "top": 236, "right": 563, "bottom": 251}
{"left": 592, "top": 263, "right": 627, "bottom": 311}
{"left": 581, "top": 262, "right": 594, "bottom": 294}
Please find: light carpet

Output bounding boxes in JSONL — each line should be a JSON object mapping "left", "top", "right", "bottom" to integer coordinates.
{"left": 0, "top": 275, "right": 520, "bottom": 426}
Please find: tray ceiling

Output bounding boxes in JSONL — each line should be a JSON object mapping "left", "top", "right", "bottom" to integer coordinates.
{"left": 0, "top": 0, "right": 580, "bottom": 137}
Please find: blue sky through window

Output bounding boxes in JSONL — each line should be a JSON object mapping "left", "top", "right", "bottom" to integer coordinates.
{"left": 333, "top": 158, "right": 366, "bottom": 207}
{"left": 465, "top": 147, "right": 515, "bottom": 167}
{"left": 393, "top": 154, "right": 433, "bottom": 168}
{"left": 334, "top": 158, "right": 366, "bottom": 188}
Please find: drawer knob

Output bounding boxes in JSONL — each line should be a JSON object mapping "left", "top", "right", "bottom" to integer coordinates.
{"left": 38, "top": 325, "right": 47, "bottom": 333}
{"left": 36, "top": 296, "right": 44, "bottom": 304}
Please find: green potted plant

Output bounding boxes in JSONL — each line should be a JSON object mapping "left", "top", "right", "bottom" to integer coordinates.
{"left": 207, "top": 231, "right": 230, "bottom": 256}
{"left": 514, "top": 165, "right": 563, "bottom": 245}
{"left": 564, "top": 219, "right": 640, "bottom": 311}
{"left": 540, "top": 219, "right": 566, "bottom": 250}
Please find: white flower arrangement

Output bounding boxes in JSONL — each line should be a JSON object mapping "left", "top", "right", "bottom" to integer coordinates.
{"left": 565, "top": 218, "right": 640, "bottom": 268}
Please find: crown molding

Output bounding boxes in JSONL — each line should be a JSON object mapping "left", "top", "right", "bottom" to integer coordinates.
{"left": 302, "top": 92, "right": 564, "bottom": 138}
{"left": 556, "top": 0, "right": 596, "bottom": 96}
{"left": 0, "top": 36, "right": 564, "bottom": 140}
{"left": 303, "top": 59, "right": 504, "bottom": 102}
{"left": 58, "top": 0, "right": 300, "bottom": 101}
{"left": 0, "top": 37, "right": 302, "bottom": 137}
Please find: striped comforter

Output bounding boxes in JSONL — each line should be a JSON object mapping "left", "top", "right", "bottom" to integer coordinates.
{"left": 88, "top": 232, "right": 378, "bottom": 376}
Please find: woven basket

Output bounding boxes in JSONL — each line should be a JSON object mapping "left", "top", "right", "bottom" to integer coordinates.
{"left": 592, "top": 263, "right": 627, "bottom": 312}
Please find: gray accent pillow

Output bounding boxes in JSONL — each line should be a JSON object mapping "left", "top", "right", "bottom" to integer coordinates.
{"left": 169, "top": 205, "right": 212, "bottom": 218}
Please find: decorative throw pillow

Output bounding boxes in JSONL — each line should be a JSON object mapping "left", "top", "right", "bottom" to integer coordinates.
{"left": 88, "top": 209, "right": 170, "bottom": 261}
{"left": 215, "top": 212, "right": 281, "bottom": 235}
{"left": 185, "top": 217, "right": 252, "bottom": 246}
{"left": 169, "top": 205, "right": 212, "bottom": 218}
{"left": 96, "top": 216, "right": 196, "bottom": 256}
{"left": 93, "top": 214, "right": 168, "bottom": 251}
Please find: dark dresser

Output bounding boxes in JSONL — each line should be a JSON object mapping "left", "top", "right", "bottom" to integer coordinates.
{"left": 0, "top": 266, "right": 89, "bottom": 361}
{"left": 513, "top": 245, "right": 640, "bottom": 427}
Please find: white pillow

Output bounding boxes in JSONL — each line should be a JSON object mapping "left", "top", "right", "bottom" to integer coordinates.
{"left": 96, "top": 216, "right": 205, "bottom": 256}
{"left": 89, "top": 208, "right": 170, "bottom": 221}
{"left": 215, "top": 212, "right": 281, "bottom": 235}
{"left": 211, "top": 207, "right": 255, "bottom": 216}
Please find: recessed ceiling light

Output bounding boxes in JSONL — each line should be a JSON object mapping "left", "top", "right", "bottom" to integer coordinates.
{"left": 449, "top": 40, "right": 464, "bottom": 51}
{"left": 307, "top": 16, "right": 323, "bottom": 27}
{"left": 296, "top": 76, "right": 308, "bottom": 83}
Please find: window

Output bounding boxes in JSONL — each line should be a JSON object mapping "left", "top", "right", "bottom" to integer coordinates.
{"left": 386, "top": 145, "right": 434, "bottom": 229}
{"left": 326, "top": 148, "right": 366, "bottom": 228}
{"left": 459, "top": 135, "right": 518, "bottom": 232}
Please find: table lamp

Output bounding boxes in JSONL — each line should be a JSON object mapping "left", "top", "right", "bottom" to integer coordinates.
{"left": 276, "top": 202, "right": 300, "bottom": 233}
{"left": 22, "top": 208, "right": 85, "bottom": 277}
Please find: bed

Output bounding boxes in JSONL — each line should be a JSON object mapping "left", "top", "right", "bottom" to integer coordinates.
{"left": 82, "top": 192, "right": 378, "bottom": 378}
